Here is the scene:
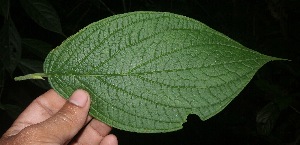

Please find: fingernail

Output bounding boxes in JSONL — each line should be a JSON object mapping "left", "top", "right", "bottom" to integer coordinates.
{"left": 69, "top": 89, "right": 89, "bottom": 107}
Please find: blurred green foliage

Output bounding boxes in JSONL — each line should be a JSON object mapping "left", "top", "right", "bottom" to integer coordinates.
{"left": 1, "top": 0, "right": 299, "bottom": 144}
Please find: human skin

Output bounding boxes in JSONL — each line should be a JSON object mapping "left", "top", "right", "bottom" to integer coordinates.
{"left": 0, "top": 89, "right": 118, "bottom": 145}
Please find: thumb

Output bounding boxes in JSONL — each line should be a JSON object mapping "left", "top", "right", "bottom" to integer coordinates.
{"left": 37, "top": 89, "right": 90, "bottom": 144}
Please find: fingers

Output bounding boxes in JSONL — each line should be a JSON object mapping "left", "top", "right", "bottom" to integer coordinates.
{"left": 34, "top": 89, "right": 90, "bottom": 144}
{"left": 100, "top": 134, "right": 118, "bottom": 145}
{"left": 71, "top": 119, "right": 112, "bottom": 144}
{"left": 1, "top": 89, "right": 117, "bottom": 145}
{"left": 2, "top": 89, "right": 67, "bottom": 137}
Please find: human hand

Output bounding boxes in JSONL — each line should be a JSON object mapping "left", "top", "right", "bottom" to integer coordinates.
{"left": 0, "top": 89, "right": 118, "bottom": 145}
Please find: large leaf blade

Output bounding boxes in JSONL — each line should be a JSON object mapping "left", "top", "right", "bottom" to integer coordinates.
{"left": 44, "top": 12, "right": 279, "bottom": 133}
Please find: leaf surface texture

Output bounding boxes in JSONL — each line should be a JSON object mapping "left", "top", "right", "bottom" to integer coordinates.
{"left": 44, "top": 12, "right": 276, "bottom": 133}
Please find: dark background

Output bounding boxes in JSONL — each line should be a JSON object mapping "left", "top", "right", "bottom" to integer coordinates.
{"left": 1, "top": 0, "right": 300, "bottom": 144}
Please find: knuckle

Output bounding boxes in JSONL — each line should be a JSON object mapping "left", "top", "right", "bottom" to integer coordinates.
{"left": 56, "top": 106, "right": 78, "bottom": 126}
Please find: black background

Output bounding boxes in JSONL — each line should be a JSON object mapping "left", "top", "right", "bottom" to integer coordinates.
{"left": 1, "top": 0, "right": 300, "bottom": 144}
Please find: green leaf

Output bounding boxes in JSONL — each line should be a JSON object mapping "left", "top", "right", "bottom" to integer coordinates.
{"left": 256, "top": 102, "right": 280, "bottom": 135}
{"left": 0, "top": 0, "right": 10, "bottom": 18}
{"left": 0, "top": 17, "right": 22, "bottom": 74}
{"left": 22, "top": 38, "right": 53, "bottom": 59}
{"left": 20, "top": 0, "right": 63, "bottom": 35}
{"left": 18, "top": 59, "right": 51, "bottom": 89}
{"left": 19, "top": 12, "right": 283, "bottom": 133}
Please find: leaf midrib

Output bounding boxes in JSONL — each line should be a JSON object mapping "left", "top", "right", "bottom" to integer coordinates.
{"left": 47, "top": 57, "right": 269, "bottom": 77}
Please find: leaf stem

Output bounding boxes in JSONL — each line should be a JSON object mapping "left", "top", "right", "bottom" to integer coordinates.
{"left": 14, "top": 73, "right": 47, "bottom": 81}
